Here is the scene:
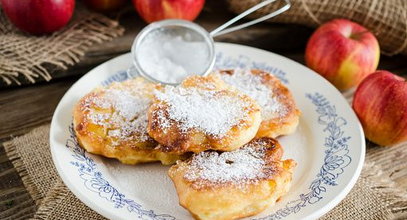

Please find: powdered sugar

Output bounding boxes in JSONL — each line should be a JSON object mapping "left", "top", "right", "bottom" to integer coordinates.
{"left": 136, "top": 29, "right": 211, "bottom": 84}
{"left": 88, "top": 113, "right": 110, "bottom": 125}
{"left": 217, "top": 69, "right": 286, "bottom": 120}
{"left": 84, "top": 88, "right": 152, "bottom": 143}
{"left": 154, "top": 86, "right": 250, "bottom": 136}
{"left": 183, "top": 140, "right": 270, "bottom": 188}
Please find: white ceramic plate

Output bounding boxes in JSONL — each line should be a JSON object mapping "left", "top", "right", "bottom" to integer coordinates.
{"left": 50, "top": 43, "right": 365, "bottom": 220}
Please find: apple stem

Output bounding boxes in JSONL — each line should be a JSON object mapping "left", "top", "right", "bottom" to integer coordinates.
{"left": 349, "top": 30, "right": 370, "bottom": 40}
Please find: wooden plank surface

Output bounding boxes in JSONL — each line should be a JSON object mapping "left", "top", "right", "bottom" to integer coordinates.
{"left": 1, "top": 0, "right": 407, "bottom": 219}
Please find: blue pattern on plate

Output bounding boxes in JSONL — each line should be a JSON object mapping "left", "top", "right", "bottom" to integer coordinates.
{"left": 254, "top": 93, "right": 352, "bottom": 220}
{"left": 101, "top": 70, "right": 129, "bottom": 86}
{"left": 66, "top": 126, "right": 176, "bottom": 220}
{"left": 67, "top": 53, "right": 351, "bottom": 219}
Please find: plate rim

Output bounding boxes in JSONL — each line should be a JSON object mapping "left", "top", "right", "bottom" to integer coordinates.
{"left": 50, "top": 42, "right": 365, "bottom": 220}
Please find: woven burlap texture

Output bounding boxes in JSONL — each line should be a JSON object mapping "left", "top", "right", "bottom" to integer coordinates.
{"left": 0, "top": 5, "right": 124, "bottom": 86}
{"left": 227, "top": 0, "right": 407, "bottom": 56}
{"left": 3, "top": 124, "right": 407, "bottom": 220}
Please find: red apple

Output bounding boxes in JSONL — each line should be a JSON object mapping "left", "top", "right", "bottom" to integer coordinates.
{"left": 132, "top": 0, "right": 205, "bottom": 23}
{"left": 0, "top": 0, "right": 75, "bottom": 35}
{"left": 305, "top": 19, "right": 380, "bottom": 91}
{"left": 84, "top": 0, "right": 127, "bottom": 12}
{"left": 352, "top": 70, "right": 407, "bottom": 146}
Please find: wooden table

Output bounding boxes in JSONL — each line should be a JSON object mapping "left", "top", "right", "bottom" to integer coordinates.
{"left": 1, "top": 1, "right": 406, "bottom": 219}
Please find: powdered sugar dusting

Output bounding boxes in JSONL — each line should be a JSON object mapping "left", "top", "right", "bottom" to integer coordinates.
{"left": 154, "top": 86, "right": 250, "bottom": 136}
{"left": 217, "top": 69, "right": 287, "bottom": 120}
{"left": 88, "top": 113, "right": 110, "bottom": 125}
{"left": 84, "top": 88, "right": 152, "bottom": 143}
{"left": 183, "top": 139, "right": 271, "bottom": 188}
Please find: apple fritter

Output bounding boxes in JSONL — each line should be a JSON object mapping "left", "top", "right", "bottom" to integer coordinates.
{"left": 168, "top": 137, "right": 296, "bottom": 220}
{"left": 73, "top": 77, "right": 186, "bottom": 165}
{"left": 147, "top": 75, "right": 262, "bottom": 154}
{"left": 214, "top": 69, "right": 301, "bottom": 138}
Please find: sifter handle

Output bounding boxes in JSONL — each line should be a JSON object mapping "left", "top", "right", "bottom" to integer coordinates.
{"left": 209, "top": 0, "right": 291, "bottom": 37}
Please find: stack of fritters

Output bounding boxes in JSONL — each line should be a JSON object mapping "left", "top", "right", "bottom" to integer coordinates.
{"left": 73, "top": 70, "right": 300, "bottom": 220}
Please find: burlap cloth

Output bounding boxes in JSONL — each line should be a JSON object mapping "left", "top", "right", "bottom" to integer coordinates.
{"left": 226, "top": 0, "right": 407, "bottom": 56}
{"left": 0, "top": 3, "right": 124, "bottom": 86}
{"left": 2, "top": 123, "right": 406, "bottom": 220}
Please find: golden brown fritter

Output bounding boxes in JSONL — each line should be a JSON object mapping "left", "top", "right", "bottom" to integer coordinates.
{"left": 214, "top": 69, "right": 301, "bottom": 138}
{"left": 147, "top": 75, "right": 262, "bottom": 154}
{"left": 168, "top": 137, "right": 296, "bottom": 220}
{"left": 73, "top": 77, "right": 186, "bottom": 165}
